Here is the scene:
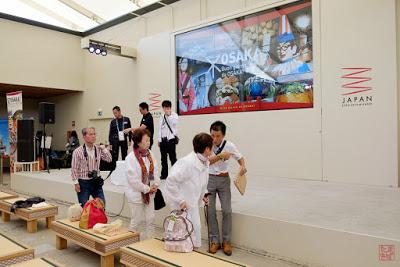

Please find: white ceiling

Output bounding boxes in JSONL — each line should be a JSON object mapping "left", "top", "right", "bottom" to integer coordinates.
{"left": 0, "top": 0, "right": 160, "bottom": 31}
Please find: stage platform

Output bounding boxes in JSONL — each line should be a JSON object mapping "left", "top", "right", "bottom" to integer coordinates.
{"left": 10, "top": 169, "right": 400, "bottom": 267}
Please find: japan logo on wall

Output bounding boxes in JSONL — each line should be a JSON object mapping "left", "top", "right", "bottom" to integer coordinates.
{"left": 148, "top": 93, "right": 162, "bottom": 118}
{"left": 341, "top": 67, "right": 373, "bottom": 108}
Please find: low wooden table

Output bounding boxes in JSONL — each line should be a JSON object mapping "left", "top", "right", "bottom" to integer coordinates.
{"left": 120, "top": 239, "right": 250, "bottom": 267}
{"left": 0, "top": 231, "right": 34, "bottom": 266}
{"left": 0, "top": 192, "right": 18, "bottom": 200}
{"left": 0, "top": 197, "right": 58, "bottom": 233}
{"left": 10, "top": 258, "right": 63, "bottom": 267}
{"left": 52, "top": 219, "right": 140, "bottom": 267}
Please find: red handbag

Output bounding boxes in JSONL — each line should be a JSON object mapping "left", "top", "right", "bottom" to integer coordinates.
{"left": 79, "top": 198, "right": 107, "bottom": 229}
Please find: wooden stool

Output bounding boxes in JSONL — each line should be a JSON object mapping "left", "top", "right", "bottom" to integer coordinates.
{"left": 0, "top": 231, "right": 34, "bottom": 266}
{"left": 10, "top": 258, "right": 63, "bottom": 267}
{"left": 0, "top": 197, "right": 58, "bottom": 233}
{"left": 120, "top": 239, "right": 251, "bottom": 267}
{"left": 52, "top": 219, "right": 140, "bottom": 267}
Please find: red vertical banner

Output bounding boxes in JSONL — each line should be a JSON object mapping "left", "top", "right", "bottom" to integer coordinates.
{"left": 6, "top": 91, "right": 23, "bottom": 173}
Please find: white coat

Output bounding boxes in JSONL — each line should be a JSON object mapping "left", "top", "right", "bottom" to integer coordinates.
{"left": 124, "top": 150, "right": 160, "bottom": 203}
{"left": 164, "top": 151, "right": 209, "bottom": 247}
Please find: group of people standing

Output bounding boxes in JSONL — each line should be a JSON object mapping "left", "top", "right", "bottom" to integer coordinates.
{"left": 70, "top": 100, "right": 247, "bottom": 256}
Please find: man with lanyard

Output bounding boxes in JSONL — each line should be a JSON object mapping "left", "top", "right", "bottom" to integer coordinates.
{"left": 127, "top": 102, "right": 154, "bottom": 149}
{"left": 158, "top": 100, "right": 178, "bottom": 179}
{"left": 207, "top": 121, "right": 247, "bottom": 256}
{"left": 71, "top": 127, "right": 112, "bottom": 206}
{"left": 109, "top": 106, "right": 132, "bottom": 164}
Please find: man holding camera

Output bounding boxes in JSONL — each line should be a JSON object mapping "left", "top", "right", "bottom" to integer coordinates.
{"left": 71, "top": 127, "right": 112, "bottom": 207}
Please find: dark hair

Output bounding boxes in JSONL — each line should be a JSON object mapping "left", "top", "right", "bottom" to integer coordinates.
{"left": 210, "top": 121, "right": 226, "bottom": 135}
{"left": 139, "top": 102, "right": 149, "bottom": 111}
{"left": 82, "top": 127, "right": 95, "bottom": 136}
{"left": 70, "top": 130, "right": 78, "bottom": 138}
{"left": 162, "top": 100, "right": 172, "bottom": 108}
{"left": 112, "top": 106, "right": 121, "bottom": 111}
{"left": 132, "top": 129, "right": 151, "bottom": 149}
{"left": 193, "top": 133, "right": 213, "bottom": 154}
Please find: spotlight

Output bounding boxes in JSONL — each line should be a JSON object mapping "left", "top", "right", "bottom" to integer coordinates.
{"left": 88, "top": 45, "right": 95, "bottom": 53}
{"left": 95, "top": 45, "right": 101, "bottom": 55}
{"left": 101, "top": 46, "right": 107, "bottom": 56}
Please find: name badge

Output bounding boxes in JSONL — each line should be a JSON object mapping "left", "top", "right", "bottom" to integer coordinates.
{"left": 118, "top": 131, "right": 125, "bottom": 141}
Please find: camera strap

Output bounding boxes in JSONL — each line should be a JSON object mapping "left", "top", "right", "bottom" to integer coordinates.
{"left": 83, "top": 144, "right": 98, "bottom": 173}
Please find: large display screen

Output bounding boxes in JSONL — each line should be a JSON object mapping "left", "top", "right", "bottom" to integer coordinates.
{"left": 176, "top": 0, "right": 313, "bottom": 115}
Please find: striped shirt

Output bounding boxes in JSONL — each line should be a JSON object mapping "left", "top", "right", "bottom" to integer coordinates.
{"left": 71, "top": 144, "right": 112, "bottom": 184}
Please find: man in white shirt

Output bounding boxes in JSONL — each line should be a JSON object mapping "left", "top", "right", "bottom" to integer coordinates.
{"left": 158, "top": 100, "right": 179, "bottom": 179}
{"left": 207, "top": 121, "right": 247, "bottom": 256}
{"left": 164, "top": 133, "right": 213, "bottom": 248}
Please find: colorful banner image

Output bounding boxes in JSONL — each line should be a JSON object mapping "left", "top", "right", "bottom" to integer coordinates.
{"left": 176, "top": 0, "right": 313, "bottom": 115}
{"left": 6, "top": 91, "right": 23, "bottom": 171}
{"left": 0, "top": 119, "right": 9, "bottom": 156}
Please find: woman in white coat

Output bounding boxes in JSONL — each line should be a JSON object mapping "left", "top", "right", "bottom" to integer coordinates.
{"left": 125, "top": 129, "right": 160, "bottom": 239}
{"left": 164, "top": 133, "right": 213, "bottom": 248}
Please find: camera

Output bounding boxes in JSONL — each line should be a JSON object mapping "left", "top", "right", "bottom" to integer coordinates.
{"left": 88, "top": 170, "right": 104, "bottom": 188}
{"left": 88, "top": 170, "right": 99, "bottom": 179}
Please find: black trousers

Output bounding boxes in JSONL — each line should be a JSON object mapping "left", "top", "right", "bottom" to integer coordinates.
{"left": 112, "top": 140, "right": 128, "bottom": 163}
{"left": 160, "top": 138, "right": 177, "bottom": 179}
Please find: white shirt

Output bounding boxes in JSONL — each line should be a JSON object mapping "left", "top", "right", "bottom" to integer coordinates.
{"left": 164, "top": 152, "right": 209, "bottom": 209}
{"left": 158, "top": 112, "right": 178, "bottom": 142}
{"left": 124, "top": 151, "right": 160, "bottom": 203}
{"left": 209, "top": 140, "right": 243, "bottom": 175}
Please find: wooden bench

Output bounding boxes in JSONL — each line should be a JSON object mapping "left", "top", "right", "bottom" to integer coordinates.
{"left": 51, "top": 219, "right": 140, "bottom": 267}
{"left": 120, "top": 239, "right": 250, "bottom": 267}
{"left": 0, "top": 197, "right": 58, "bottom": 233}
{"left": 10, "top": 258, "right": 63, "bottom": 267}
{"left": 0, "top": 192, "right": 18, "bottom": 201}
{"left": 0, "top": 231, "right": 34, "bottom": 266}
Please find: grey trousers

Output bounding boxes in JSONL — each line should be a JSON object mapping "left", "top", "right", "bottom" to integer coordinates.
{"left": 207, "top": 174, "right": 232, "bottom": 243}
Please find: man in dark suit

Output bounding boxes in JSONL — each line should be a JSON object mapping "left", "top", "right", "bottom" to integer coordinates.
{"left": 109, "top": 106, "right": 132, "bottom": 164}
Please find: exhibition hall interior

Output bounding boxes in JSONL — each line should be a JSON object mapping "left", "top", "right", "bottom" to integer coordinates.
{"left": 0, "top": 0, "right": 399, "bottom": 266}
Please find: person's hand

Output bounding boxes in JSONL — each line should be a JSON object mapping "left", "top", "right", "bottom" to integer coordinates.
{"left": 202, "top": 196, "right": 209, "bottom": 205}
{"left": 180, "top": 201, "right": 188, "bottom": 210}
{"left": 149, "top": 184, "right": 158, "bottom": 194}
{"left": 99, "top": 144, "right": 106, "bottom": 150}
{"left": 74, "top": 184, "right": 80, "bottom": 193}
{"left": 220, "top": 151, "right": 231, "bottom": 160}
{"left": 123, "top": 128, "right": 131, "bottom": 134}
{"left": 239, "top": 166, "right": 247, "bottom": 176}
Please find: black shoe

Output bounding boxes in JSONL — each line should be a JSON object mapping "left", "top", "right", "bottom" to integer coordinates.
{"left": 160, "top": 176, "right": 167, "bottom": 180}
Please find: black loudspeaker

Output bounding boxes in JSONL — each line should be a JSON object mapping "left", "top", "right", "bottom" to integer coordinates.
{"left": 17, "top": 119, "right": 35, "bottom": 162}
{"left": 39, "top": 102, "right": 55, "bottom": 124}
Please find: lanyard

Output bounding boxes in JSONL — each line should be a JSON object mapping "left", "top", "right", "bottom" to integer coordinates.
{"left": 116, "top": 116, "right": 124, "bottom": 131}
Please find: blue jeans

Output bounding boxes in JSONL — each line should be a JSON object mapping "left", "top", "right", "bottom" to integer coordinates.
{"left": 77, "top": 179, "right": 106, "bottom": 207}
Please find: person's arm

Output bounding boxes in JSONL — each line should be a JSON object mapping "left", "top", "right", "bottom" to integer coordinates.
{"left": 238, "top": 157, "right": 247, "bottom": 176}
{"left": 172, "top": 113, "right": 178, "bottom": 135}
{"left": 209, "top": 151, "right": 231, "bottom": 165}
{"left": 158, "top": 117, "right": 162, "bottom": 143}
{"left": 99, "top": 146, "right": 112, "bottom": 162}
{"left": 126, "top": 157, "right": 150, "bottom": 193}
{"left": 151, "top": 151, "right": 161, "bottom": 188}
{"left": 230, "top": 142, "right": 247, "bottom": 175}
{"left": 126, "top": 118, "right": 132, "bottom": 142}
{"left": 108, "top": 120, "right": 114, "bottom": 144}
{"left": 71, "top": 149, "right": 81, "bottom": 192}
{"left": 165, "top": 160, "right": 188, "bottom": 208}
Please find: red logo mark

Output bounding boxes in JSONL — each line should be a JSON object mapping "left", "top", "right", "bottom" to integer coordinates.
{"left": 148, "top": 93, "right": 161, "bottom": 111}
{"left": 341, "top": 67, "right": 372, "bottom": 96}
{"left": 379, "top": 245, "right": 395, "bottom": 261}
